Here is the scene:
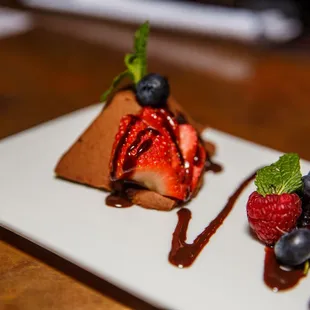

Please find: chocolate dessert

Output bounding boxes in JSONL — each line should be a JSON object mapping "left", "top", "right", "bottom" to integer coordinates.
{"left": 54, "top": 22, "right": 310, "bottom": 296}
{"left": 55, "top": 22, "right": 211, "bottom": 211}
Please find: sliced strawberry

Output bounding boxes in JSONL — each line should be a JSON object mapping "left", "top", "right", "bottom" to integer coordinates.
{"left": 131, "top": 133, "right": 187, "bottom": 200}
{"left": 140, "top": 108, "right": 178, "bottom": 135}
{"left": 110, "top": 108, "right": 206, "bottom": 202}
{"left": 110, "top": 115, "right": 148, "bottom": 180}
{"left": 192, "top": 143, "right": 206, "bottom": 191}
{"left": 179, "top": 124, "right": 197, "bottom": 165}
{"left": 139, "top": 107, "right": 183, "bottom": 171}
{"left": 131, "top": 169, "right": 186, "bottom": 201}
{"left": 110, "top": 114, "right": 187, "bottom": 200}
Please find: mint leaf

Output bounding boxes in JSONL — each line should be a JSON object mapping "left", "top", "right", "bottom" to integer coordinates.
{"left": 100, "top": 71, "right": 131, "bottom": 102}
{"left": 124, "top": 54, "right": 141, "bottom": 84}
{"left": 255, "top": 153, "right": 303, "bottom": 196}
{"left": 124, "top": 21, "right": 149, "bottom": 83}
{"left": 100, "top": 21, "right": 149, "bottom": 102}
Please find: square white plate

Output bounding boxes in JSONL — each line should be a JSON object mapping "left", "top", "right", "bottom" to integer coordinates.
{"left": 1, "top": 104, "right": 310, "bottom": 310}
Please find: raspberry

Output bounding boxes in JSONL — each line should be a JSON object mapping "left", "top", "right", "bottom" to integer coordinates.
{"left": 246, "top": 191, "right": 302, "bottom": 245}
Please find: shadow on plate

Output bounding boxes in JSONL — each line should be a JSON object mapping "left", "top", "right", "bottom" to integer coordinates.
{"left": 0, "top": 226, "right": 166, "bottom": 310}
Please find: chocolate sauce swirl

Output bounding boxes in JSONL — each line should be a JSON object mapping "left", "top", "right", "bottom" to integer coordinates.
{"left": 264, "top": 247, "right": 305, "bottom": 292}
{"left": 169, "top": 171, "right": 256, "bottom": 268}
{"left": 205, "top": 158, "right": 223, "bottom": 173}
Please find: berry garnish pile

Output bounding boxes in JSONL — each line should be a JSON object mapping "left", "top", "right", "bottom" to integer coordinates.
{"left": 299, "top": 172, "right": 310, "bottom": 229}
{"left": 247, "top": 153, "right": 310, "bottom": 273}
{"left": 247, "top": 153, "right": 303, "bottom": 245}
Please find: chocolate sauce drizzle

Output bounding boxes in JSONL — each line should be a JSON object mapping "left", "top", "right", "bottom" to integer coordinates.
{"left": 106, "top": 193, "right": 133, "bottom": 208}
{"left": 205, "top": 158, "right": 223, "bottom": 173}
{"left": 169, "top": 171, "right": 256, "bottom": 268}
{"left": 175, "top": 113, "right": 188, "bottom": 125}
{"left": 193, "top": 145, "right": 202, "bottom": 167}
{"left": 264, "top": 247, "right": 305, "bottom": 292}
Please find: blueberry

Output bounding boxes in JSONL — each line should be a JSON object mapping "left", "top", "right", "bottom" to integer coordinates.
{"left": 136, "top": 73, "right": 170, "bottom": 108}
{"left": 298, "top": 172, "right": 310, "bottom": 228}
{"left": 299, "top": 205, "right": 310, "bottom": 228}
{"left": 274, "top": 228, "right": 310, "bottom": 266}
{"left": 303, "top": 172, "right": 310, "bottom": 199}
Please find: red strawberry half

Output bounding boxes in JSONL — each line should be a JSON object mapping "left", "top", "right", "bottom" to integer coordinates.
{"left": 110, "top": 108, "right": 206, "bottom": 201}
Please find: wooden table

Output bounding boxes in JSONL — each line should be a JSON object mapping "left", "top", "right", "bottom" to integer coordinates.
{"left": 1, "top": 7, "right": 310, "bottom": 310}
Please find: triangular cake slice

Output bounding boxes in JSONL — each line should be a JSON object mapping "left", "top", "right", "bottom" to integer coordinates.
{"left": 55, "top": 90, "right": 205, "bottom": 210}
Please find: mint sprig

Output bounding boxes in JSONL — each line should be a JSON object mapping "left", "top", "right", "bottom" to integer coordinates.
{"left": 125, "top": 20, "right": 149, "bottom": 83}
{"left": 255, "top": 153, "right": 303, "bottom": 197}
{"left": 100, "top": 71, "right": 131, "bottom": 102}
{"left": 100, "top": 21, "right": 150, "bottom": 102}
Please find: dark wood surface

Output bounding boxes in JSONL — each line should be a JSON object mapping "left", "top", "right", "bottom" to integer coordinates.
{"left": 1, "top": 7, "right": 310, "bottom": 310}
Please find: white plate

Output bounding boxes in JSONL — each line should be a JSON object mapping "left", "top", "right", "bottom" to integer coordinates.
{"left": 1, "top": 104, "right": 310, "bottom": 310}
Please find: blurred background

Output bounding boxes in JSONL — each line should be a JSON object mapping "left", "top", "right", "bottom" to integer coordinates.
{"left": 7, "top": 0, "right": 310, "bottom": 42}
{"left": 2, "top": 0, "right": 310, "bottom": 159}
{"left": 2, "top": 0, "right": 310, "bottom": 154}
{"left": 1, "top": 1, "right": 310, "bottom": 310}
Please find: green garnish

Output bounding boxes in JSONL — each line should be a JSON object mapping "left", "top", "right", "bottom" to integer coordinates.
{"left": 255, "top": 153, "right": 303, "bottom": 197}
{"left": 100, "top": 21, "right": 150, "bottom": 102}
{"left": 100, "top": 71, "right": 131, "bottom": 102}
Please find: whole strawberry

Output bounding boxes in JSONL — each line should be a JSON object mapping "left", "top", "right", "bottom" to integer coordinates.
{"left": 247, "top": 153, "right": 303, "bottom": 245}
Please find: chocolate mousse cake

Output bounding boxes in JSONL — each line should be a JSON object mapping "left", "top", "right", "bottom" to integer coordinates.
{"left": 55, "top": 22, "right": 213, "bottom": 211}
